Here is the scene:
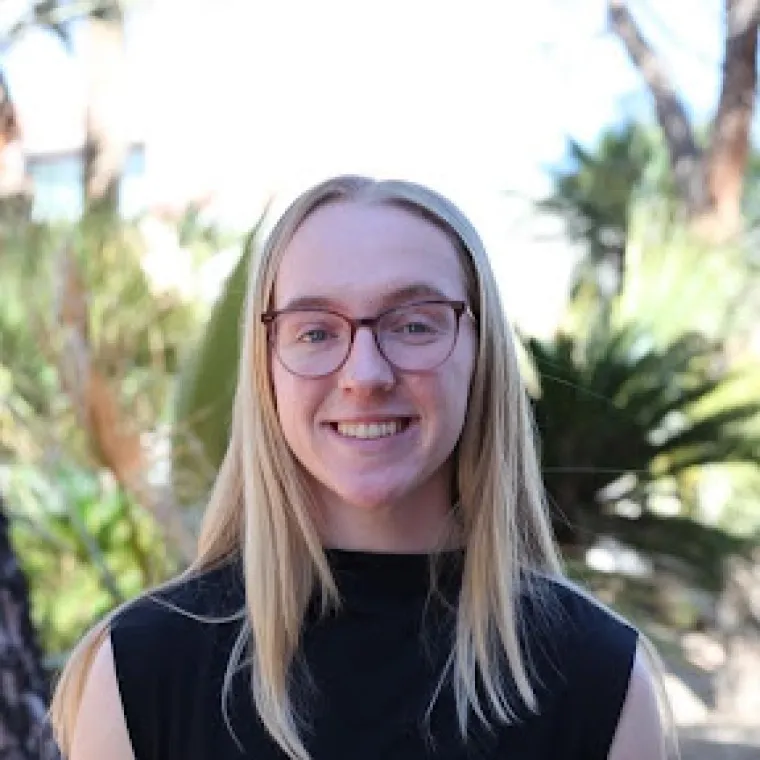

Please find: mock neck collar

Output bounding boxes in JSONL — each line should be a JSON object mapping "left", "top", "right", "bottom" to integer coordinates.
{"left": 322, "top": 546, "right": 464, "bottom": 605}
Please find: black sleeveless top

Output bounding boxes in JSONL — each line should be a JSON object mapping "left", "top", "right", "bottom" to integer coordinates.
{"left": 110, "top": 551, "right": 637, "bottom": 759}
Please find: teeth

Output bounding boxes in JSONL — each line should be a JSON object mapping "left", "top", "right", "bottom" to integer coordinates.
{"left": 336, "top": 421, "right": 404, "bottom": 439}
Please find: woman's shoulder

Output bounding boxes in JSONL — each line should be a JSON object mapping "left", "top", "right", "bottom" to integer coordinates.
{"left": 109, "top": 556, "right": 245, "bottom": 657}
{"left": 106, "top": 560, "right": 246, "bottom": 760}
{"left": 517, "top": 572, "right": 640, "bottom": 699}
{"left": 116, "top": 556, "right": 243, "bottom": 619}
{"left": 521, "top": 571, "right": 638, "bottom": 647}
{"left": 520, "top": 572, "right": 641, "bottom": 755}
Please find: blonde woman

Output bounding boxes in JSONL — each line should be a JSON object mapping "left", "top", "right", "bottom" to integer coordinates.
{"left": 51, "top": 175, "right": 671, "bottom": 760}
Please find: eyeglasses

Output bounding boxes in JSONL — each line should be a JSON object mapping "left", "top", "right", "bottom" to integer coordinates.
{"left": 261, "top": 300, "right": 473, "bottom": 378}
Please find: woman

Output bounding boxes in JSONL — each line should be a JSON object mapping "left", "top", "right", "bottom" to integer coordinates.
{"left": 51, "top": 175, "right": 672, "bottom": 759}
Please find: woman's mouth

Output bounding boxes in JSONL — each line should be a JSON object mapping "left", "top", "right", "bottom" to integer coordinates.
{"left": 329, "top": 418, "right": 414, "bottom": 440}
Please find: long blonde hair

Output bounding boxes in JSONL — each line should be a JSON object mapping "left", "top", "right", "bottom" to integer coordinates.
{"left": 51, "top": 175, "right": 564, "bottom": 759}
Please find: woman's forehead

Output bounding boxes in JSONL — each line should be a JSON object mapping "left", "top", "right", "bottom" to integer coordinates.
{"left": 272, "top": 201, "right": 468, "bottom": 309}
{"left": 275, "top": 282, "right": 457, "bottom": 314}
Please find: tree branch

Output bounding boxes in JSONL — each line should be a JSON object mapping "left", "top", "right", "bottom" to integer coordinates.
{"left": 607, "top": 0, "right": 708, "bottom": 214}
{"left": 52, "top": 245, "right": 197, "bottom": 563}
{"left": 704, "top": 0, "right": 760, "bottom": 234}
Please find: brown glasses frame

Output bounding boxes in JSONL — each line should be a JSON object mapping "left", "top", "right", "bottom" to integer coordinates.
{"left": 261, "top": 299, "right": 472, "bottom": 377}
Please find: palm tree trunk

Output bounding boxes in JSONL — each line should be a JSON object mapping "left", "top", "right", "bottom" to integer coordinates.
{"left": 608, "top": 0, "right": 760, "bottom": 240}
{"left": 0, "top": 495, "right": 60, "bottom": 760}
{"left": 703, "top": 0, "right": 760, "bottom": 236}
{"left": 607, "top": 0, "right": 708, "bottom": 218}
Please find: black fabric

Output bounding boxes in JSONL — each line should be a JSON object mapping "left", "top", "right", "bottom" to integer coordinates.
{"left": 110, "top": 550, "right": 638, "bottom": 760}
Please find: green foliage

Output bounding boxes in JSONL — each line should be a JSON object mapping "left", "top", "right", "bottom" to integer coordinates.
{"left": 2, "top": 216, "right": 199, "bottom": 488}
{"left": 0, "top": 223, "right": 66, "bottom": 461}
{"left": 1, "top": 210, "right": 236, "bottom": 655}
{"left": 566, "top": 561, "right": 706, "bottom": 635}
{"left": 80, "top": 211, "right": 201, "bottom": 364}
{"left": 739, "top": 150, "right": 760, "bottom": 230}
{"left": 540, "top": 123, "right": 662, "bottom": 296}
{"left": 614, "top": 207, "right": 760, "bottom": 348}
{"left": 543, "top": 124, "right": 652, "bottom": 244}
{"left": 527, "top": 323, "right": 759, "bottom": 541}
{"left": 526, "top": 212, "right": 760, "bottom": 546}
{"left": 6, "top": 464, "right": 174, "bottom": 656}
{"left": 710, "top": 464, "right": 760, "bottom": 536}
{"left": 598, "top": 514, "right": 753, "bottom": 593}
{"left": 172, "top": 218, "right": 266, "bottom": 506}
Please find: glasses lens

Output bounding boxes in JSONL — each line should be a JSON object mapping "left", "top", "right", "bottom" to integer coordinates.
{"left": 273, "top": 311, "right": 350, "bottom": 376}
{"left": 377, "top": 302, "right": 458, "bottom": 370}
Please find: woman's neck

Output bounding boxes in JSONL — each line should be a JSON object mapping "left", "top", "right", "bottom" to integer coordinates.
{"left": 313, "top": 491, "right": 462, "bottom": 554}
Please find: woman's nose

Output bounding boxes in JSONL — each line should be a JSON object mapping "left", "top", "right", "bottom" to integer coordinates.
{"left": 337, "top": 327, "right": 396, "bottom": 393}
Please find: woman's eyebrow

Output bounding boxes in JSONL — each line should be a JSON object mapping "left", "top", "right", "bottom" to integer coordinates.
{"left": 279, "top": 283, "right": 454, "bottom": 312}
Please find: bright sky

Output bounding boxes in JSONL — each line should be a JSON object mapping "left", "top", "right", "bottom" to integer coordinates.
{"left": 1, "top": 0, "right": 725, "bottom": 333}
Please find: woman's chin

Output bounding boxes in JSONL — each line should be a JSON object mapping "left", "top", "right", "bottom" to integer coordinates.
{"left": 307, "top": 463, "right": 414, "bottom": 507}
{"left": 323, "top": 483, "right": 408, "bottom": 512}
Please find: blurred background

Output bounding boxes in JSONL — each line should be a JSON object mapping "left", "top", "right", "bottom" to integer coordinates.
{"left": 0, "top": 1, "right": 759, "bottom": 757}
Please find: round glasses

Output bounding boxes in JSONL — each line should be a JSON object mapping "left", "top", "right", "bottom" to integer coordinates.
{"left": 261, "top": 300, "right": 473, "bottom": 378}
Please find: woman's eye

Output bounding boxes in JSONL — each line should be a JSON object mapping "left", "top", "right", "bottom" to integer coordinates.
{"left": 298, "top": 329, "right": 332, "bottom": 343}
{"left": 399, "top": 321, "right": 433, "bottom": 334}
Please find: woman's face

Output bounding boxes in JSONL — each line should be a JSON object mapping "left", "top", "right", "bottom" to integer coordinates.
{"left": 269, "top": 200, "right": 477, "bottom": 549}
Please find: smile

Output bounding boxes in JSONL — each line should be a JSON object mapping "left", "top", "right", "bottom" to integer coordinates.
{"left": 332, "top": 419, "right": 412, "bottom": 439}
